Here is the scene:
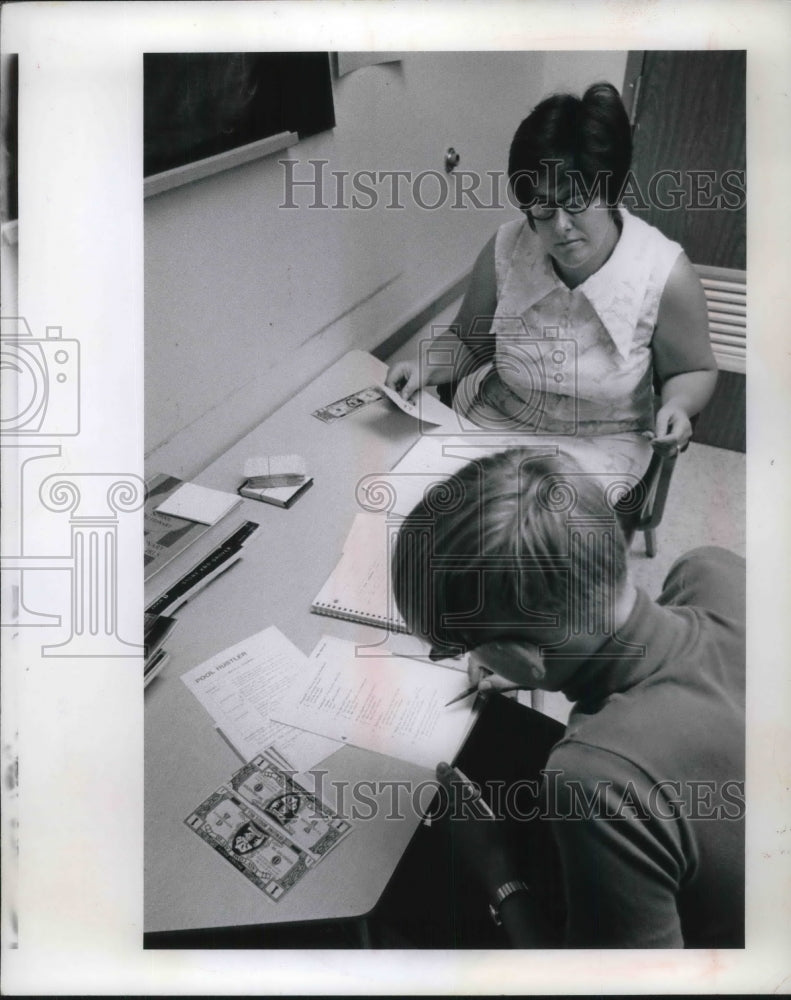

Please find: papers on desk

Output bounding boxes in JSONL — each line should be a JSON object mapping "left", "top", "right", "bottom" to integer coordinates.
{"left": 272, "top": 635, "right": 477, "bottom": 770}
{"left": 181, "top": 622, "right": 476, "bottom": 772}
{"left": 181, "top": 626, "right": 341, "bottom": 773}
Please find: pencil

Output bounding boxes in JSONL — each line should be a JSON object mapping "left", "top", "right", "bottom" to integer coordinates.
{"left": 444, "top": 681, "right": 526, "bottom": 706}
{"left": 452, "top": 767, "right": 496, "bottom": 819}
{"left": 444, "top": 682, "right": 481, "bottom": 707}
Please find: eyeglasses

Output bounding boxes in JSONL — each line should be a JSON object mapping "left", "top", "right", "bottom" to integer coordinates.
{"left": 429, "top": 630, "right": 535, "bottom": 662}
{"left": 429, "top": 641, "right": 469, "bottom": 663}
{"left": 523, "top": 199, "right": 589, "bottom": 221}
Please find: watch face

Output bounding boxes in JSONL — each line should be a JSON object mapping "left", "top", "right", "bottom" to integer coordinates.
{"left": 489, "top": 880, "right": 531, "bottom": 925}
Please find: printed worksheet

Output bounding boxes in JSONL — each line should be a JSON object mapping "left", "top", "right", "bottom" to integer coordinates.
{"left": 272, "top": 635, "right": 478, "bottom": 769}
{"left": 181, "top": 626, "right": 342, "bottom": 772}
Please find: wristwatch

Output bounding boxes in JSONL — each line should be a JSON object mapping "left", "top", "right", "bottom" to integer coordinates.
{"left": 488, "top": 879, "right": 531, "bottom": 926}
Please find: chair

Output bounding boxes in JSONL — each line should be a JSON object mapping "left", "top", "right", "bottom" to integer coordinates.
{"left": 614, "top": 446, "right": 679, "bottom": 558}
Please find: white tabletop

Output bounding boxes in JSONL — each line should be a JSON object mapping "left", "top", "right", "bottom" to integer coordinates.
{"left": 144, "top": 351, "right": 454, "bottom": 933}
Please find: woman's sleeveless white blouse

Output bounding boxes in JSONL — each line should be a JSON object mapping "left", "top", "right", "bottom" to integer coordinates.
{"left": 452, "top": 208, "right": 683, "bottom": 478}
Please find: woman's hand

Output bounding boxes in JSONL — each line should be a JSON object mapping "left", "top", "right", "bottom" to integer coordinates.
{"left": 385, "top": 360, "right": 425, "bottom": 401}
{"left": 652, "top": 399, "right": 694, "bottom": 456}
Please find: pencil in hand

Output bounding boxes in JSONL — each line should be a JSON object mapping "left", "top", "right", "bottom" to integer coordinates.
{"left": 444, "top": 676, "right": 527, "bottom": 707}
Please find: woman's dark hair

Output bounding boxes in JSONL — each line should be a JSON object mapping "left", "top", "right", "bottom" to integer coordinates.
{"left": 391, "top": 450, "right": 629, "bottom": 658}
{"left": 508, "top": 82, "right": 632, "bottom": 214}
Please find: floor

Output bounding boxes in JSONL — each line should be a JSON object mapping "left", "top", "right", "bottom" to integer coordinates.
{"left": 386, "top": 304, "right": 747, "bottom": 726}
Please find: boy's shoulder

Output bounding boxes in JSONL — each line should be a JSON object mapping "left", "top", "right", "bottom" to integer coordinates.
{"left": 658, "top": 546, "right": 745, "bottom": 625}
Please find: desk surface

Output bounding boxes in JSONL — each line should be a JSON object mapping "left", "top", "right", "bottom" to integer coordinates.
{"left": 144, "top": 351, "right": 450, "bottom": 933}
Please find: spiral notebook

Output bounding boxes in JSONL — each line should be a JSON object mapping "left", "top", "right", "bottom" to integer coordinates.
{"left": 310, "top": 512, "right": 407, "bottom": 632}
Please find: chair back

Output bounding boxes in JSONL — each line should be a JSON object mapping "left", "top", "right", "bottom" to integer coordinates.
{"left": 694, "top": 263, "right": 746, "bottom": 375}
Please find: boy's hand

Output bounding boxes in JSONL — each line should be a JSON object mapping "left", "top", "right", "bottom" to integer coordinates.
{"left": 467, "top": 641, "right": 546, "bottom": 699}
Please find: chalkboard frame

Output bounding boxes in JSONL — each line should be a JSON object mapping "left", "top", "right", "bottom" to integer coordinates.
{"left": 143, "top": 52, "right": 335, "bottom": 195}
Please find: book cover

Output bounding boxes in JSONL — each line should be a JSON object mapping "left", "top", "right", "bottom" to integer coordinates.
{"left": 144, "top": 473, "right": 212, "bottom": 580}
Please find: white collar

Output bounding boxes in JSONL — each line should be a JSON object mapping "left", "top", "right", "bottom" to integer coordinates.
{"left": 512, "top": 208, "right": 651, "bottom": 361}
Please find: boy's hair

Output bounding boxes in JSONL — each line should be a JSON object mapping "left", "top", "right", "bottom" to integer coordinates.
{"left": 391, "top": 450, "right": 628, "bottom": 656}
{"left": 508, "top": 81, "right": 632, "bottom": 215}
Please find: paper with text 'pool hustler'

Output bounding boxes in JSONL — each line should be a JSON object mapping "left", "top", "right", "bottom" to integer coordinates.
{"left": 180, "top": 626, "right": 341, "bottom": 773}
{"left": 271, "top": 635, "right": 478, "bottom": 770}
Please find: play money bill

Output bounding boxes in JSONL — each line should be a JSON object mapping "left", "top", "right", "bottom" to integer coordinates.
{"left": 185, "top": 788, "right": 313, "bottom": 901}
{"left": 312, "top": 385, "right": 383, "bottom": 422}
{"left": 230, "top": 754, "right": 352, "bottom": 859}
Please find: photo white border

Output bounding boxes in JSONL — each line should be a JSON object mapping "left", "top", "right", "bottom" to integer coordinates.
{"left": 2, "top": 0, "right": 790, "bottom": 994}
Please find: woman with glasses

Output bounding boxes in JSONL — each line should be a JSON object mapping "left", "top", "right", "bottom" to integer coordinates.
{"left": 386, "top": 82, "right": 717, "bottom": 478}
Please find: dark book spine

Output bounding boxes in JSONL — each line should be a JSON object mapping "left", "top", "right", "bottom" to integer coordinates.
{"left": 146, "top": 521, "right": 259, "bottom": 615}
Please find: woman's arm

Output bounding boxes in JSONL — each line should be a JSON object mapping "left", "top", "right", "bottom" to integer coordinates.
{"left": 386, "top": 233, "right": 498, "bottom": 399}
{"left": 651, "top": 253, "right": 718, "bottom": 454}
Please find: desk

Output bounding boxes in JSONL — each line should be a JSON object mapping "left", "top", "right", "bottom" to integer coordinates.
{"left": 144, "top": 351, "right": 450, "bottom": 939}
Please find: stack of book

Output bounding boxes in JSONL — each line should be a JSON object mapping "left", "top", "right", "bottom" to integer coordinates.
{"left": 143, "top": 473, "right": 261, "bottom": 684}
{"left": 144, "top": 612, "right": 178, "bottom": 687}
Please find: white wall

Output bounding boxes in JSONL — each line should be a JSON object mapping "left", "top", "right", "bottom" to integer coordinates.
{"left": 144, "top": 51, "right": 627, "bottom": 478}
{"left": 1, "top": 228, "right": 18, "bottom": 315}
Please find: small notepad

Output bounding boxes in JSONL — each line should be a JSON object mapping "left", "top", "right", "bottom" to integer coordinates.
{"left": 155, "top": 482, "right": 241, "bottom": 525}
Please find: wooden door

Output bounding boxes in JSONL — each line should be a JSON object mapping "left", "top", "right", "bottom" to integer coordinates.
{"left": 623, "top": 51, "right": 746, "bottom": 270}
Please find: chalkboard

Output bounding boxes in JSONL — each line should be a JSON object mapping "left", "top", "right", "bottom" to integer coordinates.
{"left": 1, "top": 54, "right": 17, "bottom": 222}
{"left": 143, "top": 53, "right": 335, "bottom": 177}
